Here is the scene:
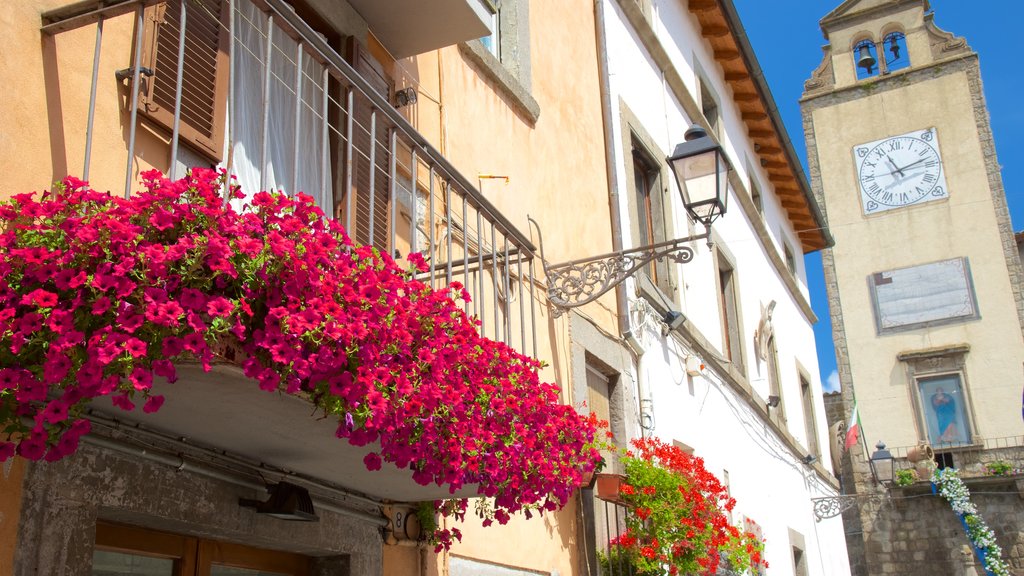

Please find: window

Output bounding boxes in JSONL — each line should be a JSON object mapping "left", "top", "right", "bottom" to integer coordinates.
{"left": 231, "top": 0, "right": 334, "bottom": 206}
{"left": 800, "top": 376, "right": 819, "bottom": 457}
{"left": 480, "top": 0, "right": 501, "bottom": 57}
{"left": 632, "top": 139, "right": 672, "bottom": 296}
{"left": 139, "top": 0, "right": 231, "bottom": 161}
{"left": 783, "top": 241, "right": 796, "bottom": 276}
{"left": 699, "top": 77, "right": 720, "bottom": 136}
{"left": 899, "top": 345, "right": 976, "bottom": 450}
{"left": 92, "top": 522, "right": 310, "bottom": 575}
{"left": 792, "top": 545, "right": 808, "bottom": 576}
{"left": 749, "top": 175, "right": 763, "bottom": 216}
{"left": 918, "top": 374, "right": 972, "bottom": 448}
{"left": 716, "top": 252, "right": 743, "bottom": 373}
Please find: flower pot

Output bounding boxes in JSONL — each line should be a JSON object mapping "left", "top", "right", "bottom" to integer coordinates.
{"left": 907, "top": 444, "right": 934, "bottom": 463}
{"left": 595, "top": 473, "right": 626, "bottom": 503}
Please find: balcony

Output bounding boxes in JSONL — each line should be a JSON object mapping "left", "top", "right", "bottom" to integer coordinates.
{"left": 347, "top": 0, "right": 493, "bottom": 58}
{"left": 39, "top": 0, "right": 540, "bottom": 502}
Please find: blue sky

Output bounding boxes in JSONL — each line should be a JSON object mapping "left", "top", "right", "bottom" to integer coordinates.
{"left": 731, "top": 0, "right": 1024, "bottom": 392}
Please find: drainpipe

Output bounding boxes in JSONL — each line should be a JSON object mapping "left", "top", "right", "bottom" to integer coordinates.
{"left": 593, "top": 0, "right": 630, "bottom": 335}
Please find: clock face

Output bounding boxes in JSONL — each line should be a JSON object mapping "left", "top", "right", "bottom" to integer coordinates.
{"left": 853, "top": 128, "right": 948, "bottom": 215}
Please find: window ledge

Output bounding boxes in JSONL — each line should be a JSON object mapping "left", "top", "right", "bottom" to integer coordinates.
{"left": 458, "top": 40, "right": 540, "bottom": 125}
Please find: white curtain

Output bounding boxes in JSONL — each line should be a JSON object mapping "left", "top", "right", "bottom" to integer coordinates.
{"left": 230, "top": 0, "right": 332, "bottom": 211}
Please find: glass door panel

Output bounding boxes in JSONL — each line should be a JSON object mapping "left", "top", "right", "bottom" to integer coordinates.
{"left": 91, "top": 550, "right": 175, "bottom": 576}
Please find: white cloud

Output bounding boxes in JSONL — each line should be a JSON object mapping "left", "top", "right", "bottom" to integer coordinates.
{"left": 824, "top": 369, "right": 841, "bottom": 393}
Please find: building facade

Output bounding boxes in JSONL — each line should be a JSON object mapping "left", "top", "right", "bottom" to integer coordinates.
{"left": 572, "top": 1, "right": 851, "bottom": 574}
{"left": 0, "top": 0, "right": 849, "bottom": 575}
{"left": 0, "top": 0, "right": 613, "bottom": 574}
{"left": 801, "top": 0, "right": 1024, "bottom": 574}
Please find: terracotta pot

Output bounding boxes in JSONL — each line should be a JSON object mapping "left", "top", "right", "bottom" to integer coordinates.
{"left": 595, "top": 473, "right": 626, "bottom": 503}
{"left": 907, "top": 444, "right": 935, "bottom": 463}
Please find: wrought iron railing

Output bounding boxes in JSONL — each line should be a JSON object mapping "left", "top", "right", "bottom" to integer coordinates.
{"left": 890, "top": 435, "right": 1024, "bottom": 477}
{"left": 40, "top": 0, "right": 539, "bottom": 356}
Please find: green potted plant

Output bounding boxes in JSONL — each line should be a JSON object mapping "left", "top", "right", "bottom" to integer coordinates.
{"left": 985, "top": 460, "right": 1013, "bottom": 476}
{"left": 895, "top": 468, "right": 918, "bottom": 487}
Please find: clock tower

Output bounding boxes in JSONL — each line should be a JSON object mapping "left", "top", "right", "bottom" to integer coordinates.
{"left": 801, "top": 1, "right": 1024, "bottom": 575}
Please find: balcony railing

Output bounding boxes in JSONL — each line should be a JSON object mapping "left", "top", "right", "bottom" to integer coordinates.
{"left": 890, "top": 435, "right": 1024, "bottom": 478}
{"left": 41, "top": 0, "right": 539, "bottom": 357}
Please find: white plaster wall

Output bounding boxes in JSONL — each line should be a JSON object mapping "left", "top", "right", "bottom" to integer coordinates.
{"left": 599, "top": 1, "right": 850, "bottom": 573}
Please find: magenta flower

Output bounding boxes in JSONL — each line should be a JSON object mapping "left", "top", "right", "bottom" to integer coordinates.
{"left": 0, "top": 170, "right": 601, "bottom": 551}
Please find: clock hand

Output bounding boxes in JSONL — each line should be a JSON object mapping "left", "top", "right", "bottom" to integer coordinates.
{"left": 882, "top": 171, "right": 929, "bottom": 192}
{"left": 894, "top": 157, "right": 929, "bottom": 173}
{"left": 885, "top": 156, "right": 906, "bottom": 178}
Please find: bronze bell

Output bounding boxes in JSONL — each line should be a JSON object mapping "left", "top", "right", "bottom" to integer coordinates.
{"left": 857, "top": 43, "right": 877, "bottom": 74}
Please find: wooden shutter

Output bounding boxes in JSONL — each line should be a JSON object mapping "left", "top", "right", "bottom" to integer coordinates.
{"left": 344, "top": 38, "right": 393, "bottom": 251}
{"left": 139, "top": 0, "right": 230, "bottom": 162}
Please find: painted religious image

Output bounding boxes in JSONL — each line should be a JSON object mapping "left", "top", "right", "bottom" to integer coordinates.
{"left": 918, "top": 375, "right": 972, "bottom": 447}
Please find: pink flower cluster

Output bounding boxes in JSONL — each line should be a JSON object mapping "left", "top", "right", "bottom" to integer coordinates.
{"left": 0, "top": 170, "right": 600, "bottom": 538}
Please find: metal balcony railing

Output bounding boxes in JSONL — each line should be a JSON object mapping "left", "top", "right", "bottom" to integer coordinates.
{"left": 40, "top": 0, "right": 539, "bottom": 357}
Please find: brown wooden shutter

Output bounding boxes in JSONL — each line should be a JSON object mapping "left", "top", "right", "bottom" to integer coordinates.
{"left": 140, "top": 0, "right": 230, "bottom": 162}
{"left": 344, "top": 38, "right": 393, "bottom": 251}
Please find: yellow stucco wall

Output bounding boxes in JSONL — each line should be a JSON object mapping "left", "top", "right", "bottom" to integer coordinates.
{"left": 4, "top": 1, "right": 614, "bottom": 574}
{"left": 810, "top": 67, "right": 1024, "bottom": 449}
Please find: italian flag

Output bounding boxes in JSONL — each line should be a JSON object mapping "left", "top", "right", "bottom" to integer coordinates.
{"left": 844, "top": 401, "right": 861, "bottom": 451}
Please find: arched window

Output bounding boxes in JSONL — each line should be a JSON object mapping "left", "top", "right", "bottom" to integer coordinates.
{"left": 853, "top": 38, "right": 880, "bottom": 80}
{"left": 883, "top": 31, "right": 910, "bottom": 72}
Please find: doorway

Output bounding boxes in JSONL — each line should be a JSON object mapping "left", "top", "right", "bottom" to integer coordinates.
{"left": 92, "top": 522, "right": 310, "bottom": 576}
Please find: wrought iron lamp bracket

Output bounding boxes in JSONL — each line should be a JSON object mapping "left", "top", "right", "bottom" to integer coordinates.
{"left": 810, "top": 493, "right": 887, "bottom": 522}
{"left": 539, "top": 232, "right": 710, "bottom": 316}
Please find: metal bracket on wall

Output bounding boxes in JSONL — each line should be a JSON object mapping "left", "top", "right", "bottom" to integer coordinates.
{"left": 528, "top": 216, "right": 709, "bottom": 317}
{"left": 810, "top": 493, "right": 886, "bottom": 522}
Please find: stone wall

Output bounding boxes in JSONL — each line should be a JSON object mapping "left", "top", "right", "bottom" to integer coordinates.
{"left": 13, "top": 435, "right": 384, "bottom": 576}
{"left": 858, "top": 482, "right": 1024, "bottom": 575}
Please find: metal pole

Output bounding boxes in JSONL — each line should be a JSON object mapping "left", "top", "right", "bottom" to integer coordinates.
{"left": 344, "top": 89, "right": 354, "bottom": 231}
{"left": 410, "top": 148, "right": 418, "bottom": 255}
{"left": 462, "top": 195, "right": 469, "bottom": 312}
{"left": 389, "top": 129, "right": 397, "bottom": 253}
{"left": 477, "top": 209, "right": 485, "bottom": 334}
{"left": 529, "top": 258, "right": 537, "bottom": 358}
{"left": 225, "top": 0, "right": 235, "bottom": 203}
{"left": 320, "top": 67, "right": 329, "bottom": 211}
{"left": 123, "top": 4, "right": 146, "bottom": 198}
{"left": 491, "top": 221, "right": 499, "bottom": 342}
{"left": 291, "top": 43, "right": 303, "bottom": 196}
{"left": 445, "top": 183, "right": 453, "bottom": 286}
{"left": 428, "top": 166, "right": 436, "bottom": 287}
{"left": 83, "top": 16, "right": 103, "bottom": 181}
{"left": 169, "top": 0, "right": 188, "bottom": 173}
{"left": 367, "top": 109, "right": 377, "bottom": 243}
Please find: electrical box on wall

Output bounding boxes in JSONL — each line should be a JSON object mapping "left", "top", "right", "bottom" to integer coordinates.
{"left": 685, "top": 355, "right": 704, "bottom": 376}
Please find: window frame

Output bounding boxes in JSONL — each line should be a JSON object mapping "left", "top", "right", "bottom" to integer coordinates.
{"left": 899, "top": 345, "right": 979, "bottom": 450}
{"left": 799, "top": 374, "right": 820, "bottom": 457}
{"left": 714, "top": 247, "right": 745, "bottom": 375}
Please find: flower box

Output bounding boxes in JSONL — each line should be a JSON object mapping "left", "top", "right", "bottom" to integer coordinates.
{"left": 595, "top": 473, "right": 626, "bottom": 502}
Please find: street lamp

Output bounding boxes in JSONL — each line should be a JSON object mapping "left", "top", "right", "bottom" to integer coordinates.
{"left": 537, "top": 125, "right": 732, "bottom": 313}
{"left": 668, "top": 125, "right": 731, "bottom": 229}
{"left": 870, "top": 441, "right": 895, "bottom": 485}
